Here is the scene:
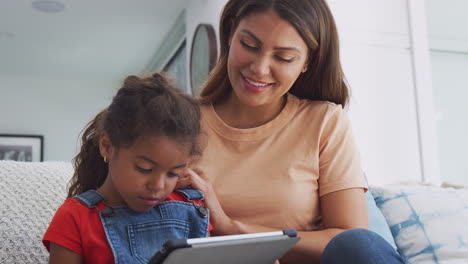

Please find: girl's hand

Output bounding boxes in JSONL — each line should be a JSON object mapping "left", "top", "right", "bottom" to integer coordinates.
{"left": 177, "top": 168, "right": 238, "bottom": 235}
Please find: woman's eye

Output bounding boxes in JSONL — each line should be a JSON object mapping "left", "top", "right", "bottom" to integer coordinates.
{"left": 135, "top": 165, "right": 152, "bottom": 174}
{"left": 241, "top": 40, "right": 258, "bottom": 50}
{"left": 275, "top": 55, "right": 295, "bottom": 63}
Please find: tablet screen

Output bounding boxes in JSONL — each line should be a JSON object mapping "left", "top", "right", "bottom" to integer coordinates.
{"left": 148, "top": 230, "right": 300, "bottom": 264}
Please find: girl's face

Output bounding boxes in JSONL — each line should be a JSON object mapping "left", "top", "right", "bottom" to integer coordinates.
{"left": 227, "top": 10, "right": 309, "bottom": 107}
{"left": 99, "top": 134, "right": 190, "bottom": 212}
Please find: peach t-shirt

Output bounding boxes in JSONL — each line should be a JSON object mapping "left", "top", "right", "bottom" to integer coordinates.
{"left": 193, "top": 93, "right": 366, "bottom": 231}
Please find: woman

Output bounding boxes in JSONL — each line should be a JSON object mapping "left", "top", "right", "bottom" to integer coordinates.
{"left": 189, "top": 0, "right": 404, "bottom": 263}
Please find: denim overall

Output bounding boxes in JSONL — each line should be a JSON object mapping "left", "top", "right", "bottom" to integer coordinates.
{"left": 74, "top": 188, "right": 209, "bottom": 264}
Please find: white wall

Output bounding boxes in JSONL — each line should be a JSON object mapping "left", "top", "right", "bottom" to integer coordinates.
{"left": 426, "top": 0, "right": 468, "bottom": 185}
{"left": 328, "top": 0, "right": 424, "bottom": 184}
{"left": 0, "top": 74, "right": 117, "bottom": 161}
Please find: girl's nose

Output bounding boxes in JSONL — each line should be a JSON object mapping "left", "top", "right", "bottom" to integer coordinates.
{"left": 147, "top": 174, "right": 165, "bottom": 191}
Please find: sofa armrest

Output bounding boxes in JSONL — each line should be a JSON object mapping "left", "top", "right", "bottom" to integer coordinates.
{"left": 0, "top": 161, "right": 73, "bottom": 263}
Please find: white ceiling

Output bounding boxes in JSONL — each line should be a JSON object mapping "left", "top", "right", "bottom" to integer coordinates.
{"left": 0, "top": 0, "right": 189, "bottom": 79}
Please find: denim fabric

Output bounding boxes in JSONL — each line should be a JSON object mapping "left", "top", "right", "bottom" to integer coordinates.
{"left": 322, "top": 229, "right": 405, "bottom": 264}
{"left": 74, "top": 188, "right": 209, "bottom": 264}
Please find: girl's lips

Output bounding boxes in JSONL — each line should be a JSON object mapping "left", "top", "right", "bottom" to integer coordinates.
{"left": 140, "top": 197, "right": 160, "bottom": 206}
{"left": 241, "top": 74, "right": 273, "bottom": 93}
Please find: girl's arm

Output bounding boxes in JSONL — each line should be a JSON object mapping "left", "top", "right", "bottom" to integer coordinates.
{"left": 49, "top": 242, "right": 83, "bottom": 264}
{"left": 179, "top": 169, "right": 368, "bottom": 263}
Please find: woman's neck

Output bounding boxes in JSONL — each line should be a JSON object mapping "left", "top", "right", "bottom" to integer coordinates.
{"left": 213, "top": 94, "right": 287, "bottom": 129}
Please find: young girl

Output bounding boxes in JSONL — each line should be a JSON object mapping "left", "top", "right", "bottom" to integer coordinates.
{"left": 42, "top": 73, "right": 215, "bottom": 264}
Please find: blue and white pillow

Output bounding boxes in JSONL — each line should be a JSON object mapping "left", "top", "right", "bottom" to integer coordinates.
{"left": 365, "top": 190, "right": 398, "bottom": 250}
{"left": 371, "top": 184, "right": 468, "bottom": 264}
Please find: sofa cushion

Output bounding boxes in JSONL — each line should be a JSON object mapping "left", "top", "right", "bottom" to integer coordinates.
{"left": 371, "top": 183, "right": 468, "bottom": 264}
{"left": 364, "top": 172, "right": 398, "bottom": 250}
{"left": 0, "top": 161, "right": 73, "bottom": 263}
{"left": 365, "top": 189, "right": 398, "bottom": 250}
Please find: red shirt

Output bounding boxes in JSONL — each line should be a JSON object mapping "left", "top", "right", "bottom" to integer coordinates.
{"left": 43, "top": 192, "right": 212, "bottom": 264}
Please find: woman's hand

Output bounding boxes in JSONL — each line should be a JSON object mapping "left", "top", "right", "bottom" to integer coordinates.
{"left": 177, "top": 168, "right": 238, "bottom": 235}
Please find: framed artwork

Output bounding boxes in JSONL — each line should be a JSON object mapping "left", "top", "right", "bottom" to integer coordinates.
{"left": 163, "top": 40, "right": 188, "bottom": 91}
{"left": 0, "top": 134, "right": 44, "bottom": 162}
{"left": 190, "top": 24, "right": 217, "bottom": 96}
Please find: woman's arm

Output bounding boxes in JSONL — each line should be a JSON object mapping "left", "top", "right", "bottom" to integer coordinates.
{"left": 49, "top": 242, "right": 83, "bottom": 264}
{"left": 280, "top": 188, "right": 368, "bottom": 263}
{"left": 224, "top": 188, "right": 367, "bottom": 263}
{"left": 179, "top": 169, "right": 368, "bottom": 263}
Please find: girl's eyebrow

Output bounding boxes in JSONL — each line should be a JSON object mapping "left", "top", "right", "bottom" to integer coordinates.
{"left": 239, "top": 29, "right": 301, "bottom": 53}
{"left": 136, "top": 155, "right": 186, "bottom": 169}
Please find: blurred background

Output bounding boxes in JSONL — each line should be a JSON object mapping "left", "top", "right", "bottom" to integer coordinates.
{"left": 0, "top": 0, "right": 466, "bottom": 186}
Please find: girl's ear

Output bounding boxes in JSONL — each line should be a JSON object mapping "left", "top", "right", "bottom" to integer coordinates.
{"left": 99, "top": 132, "right": 112, "bottom": 161}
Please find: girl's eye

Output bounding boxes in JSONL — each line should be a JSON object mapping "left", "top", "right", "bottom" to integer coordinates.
{"left": 275, "top": 55, "right": 295, "bottom": 63}
{"left": 241, "top": 40, "right": 258, "bottom": 50}
{"left": 135, "top": 165, "right": 152, "bottom": 174}
{"left": 167, "top": 171, "right": 180, "bottom": 178}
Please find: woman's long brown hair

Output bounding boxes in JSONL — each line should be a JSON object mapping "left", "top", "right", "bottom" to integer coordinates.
{"left": 199, "top": 0, "right": 349, "bottom": 108}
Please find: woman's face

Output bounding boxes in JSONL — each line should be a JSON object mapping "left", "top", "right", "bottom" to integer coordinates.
{"left": 227, "top": 10, "right": 309, "bottom": 107}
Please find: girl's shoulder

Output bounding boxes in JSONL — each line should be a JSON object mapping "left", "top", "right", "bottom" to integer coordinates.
{"left": 164, "top": 191, "right": 205, "bottom": 207}
{"left": 56, "top": 197, "right": 106, "bottom": 216}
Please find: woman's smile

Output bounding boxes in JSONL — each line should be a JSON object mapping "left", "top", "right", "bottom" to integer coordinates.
{"left": 241, "top": 73, "right": 274, "bottom": 93}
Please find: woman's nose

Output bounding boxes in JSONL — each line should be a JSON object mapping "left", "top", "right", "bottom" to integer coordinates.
{"left": 250, "top": 54, "right": 270, "bottom": 77}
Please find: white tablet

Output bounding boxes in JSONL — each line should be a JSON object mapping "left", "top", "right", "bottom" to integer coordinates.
{"left": 148, "top": 229, "right": 300, "bottom": 264}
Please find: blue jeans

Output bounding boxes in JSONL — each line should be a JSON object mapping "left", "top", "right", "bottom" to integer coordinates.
{"left": 322, "top": 229, "right": 405, "bottom": 264}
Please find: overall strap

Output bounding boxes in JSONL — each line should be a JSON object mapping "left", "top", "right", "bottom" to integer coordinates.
{"left": 175, "top": 187, "right": 205, "bottom": 200}
{"left": 73, "top": 190, "right": 105, "bottom": 208}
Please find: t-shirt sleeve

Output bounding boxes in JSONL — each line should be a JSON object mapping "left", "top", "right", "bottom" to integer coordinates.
{"left": 318, "top": 104, "right": 367, "bottom": 197}
{"left": 42, "top": 199, "right": 83, "bottom": 255}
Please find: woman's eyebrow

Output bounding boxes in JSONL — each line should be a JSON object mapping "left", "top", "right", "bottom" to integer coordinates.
{"left": 239, "top": 29, "right": 301, "bottom": 53}
{"left": 240, "top": 29, "right": 262, "bottom": 44}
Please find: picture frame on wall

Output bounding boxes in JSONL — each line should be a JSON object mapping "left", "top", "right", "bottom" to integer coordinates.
{"left": 0, "top": 134, "right": 44, "bottom": 162}
{"left": 190, "top": 23, "right": 218, "bottom": 96}
{"left": 163, "top": 40, "right": 188, "bottom": 92}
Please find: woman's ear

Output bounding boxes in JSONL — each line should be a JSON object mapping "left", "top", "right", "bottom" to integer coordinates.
{"left": 99, "top": 132, "right": 112, "bottom": 161}
{"left": 302, "top": 57, "right": 310, "bottom": 73}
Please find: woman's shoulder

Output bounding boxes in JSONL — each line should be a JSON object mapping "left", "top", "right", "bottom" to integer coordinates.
{"left": 200, "top": 102, "right": 213, "bottom": 114}
{"left": 289, "top": 94, "right": 345, "bottom": 120}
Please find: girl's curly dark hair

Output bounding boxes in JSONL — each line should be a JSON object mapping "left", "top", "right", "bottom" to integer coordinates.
{"left": 67, "top": 72, "right": 201, "bottom": 197}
